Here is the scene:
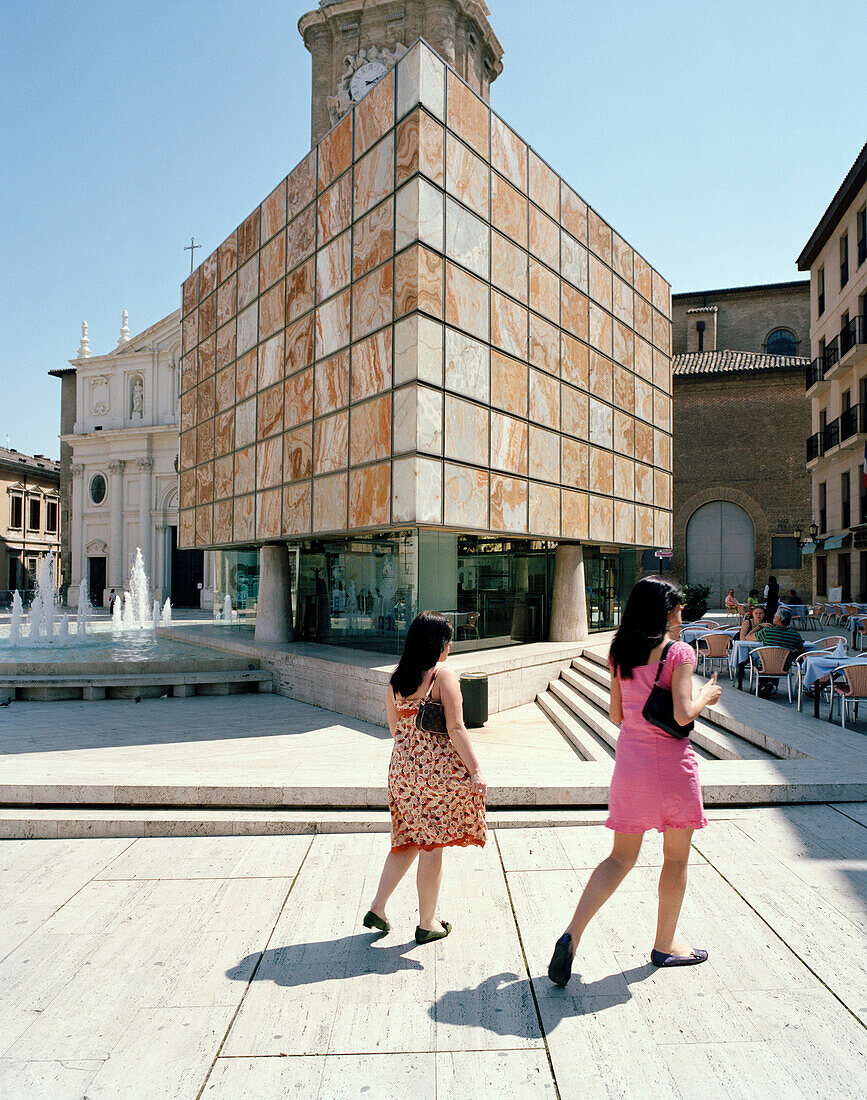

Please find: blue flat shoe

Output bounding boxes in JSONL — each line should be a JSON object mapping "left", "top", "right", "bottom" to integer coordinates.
{"left": 650, "top": 948, "right": 708, "bottom": 967}
{"left": 547, "top": 932, "right": 574, "bottom": 986}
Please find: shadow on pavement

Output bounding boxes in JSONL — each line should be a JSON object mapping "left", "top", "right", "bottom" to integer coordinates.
{"left": 227, "top": 934, "right": 424, "bottom": 987}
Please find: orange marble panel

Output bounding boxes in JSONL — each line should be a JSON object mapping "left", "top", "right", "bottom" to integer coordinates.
{"left": 284, "top": 366, "right": 314, "bottom": 429}
{"left": 633, "top": 294, "right": 652, "bottom": 343}
{"left": 214, "top": 410, "right": 234, "bottom": 458}
{"left": 561, "top": 333, "right": 589, "bottom": 390}
{"left": 315, "top": 288, "right": 351, "bottom": 358}
{"left": 195, "top": 505, "right": 213, "bottom": 546}
{"left": 652, "top": 269, "right": 670, "bottom": 316}
{"left": 561, "top": 231, "right": 588, "bottom": 293}
{"left": 589, "top": 447, "right": 613, "bottom": 495}
{"left": 182, "top": 310, "right": 198, "bottom": 357}
{"left": 350, "top": 393, "right": 391, "bottom": 466}
{"left": 283, "top": 424, "right": 312, "bottom": 482}
{"left": 354, "top": 198, "right": 394, "bottom": 279}
{"left": 259, "top": 281, "right": 285, "bottom": 341}
{"left": 283, "top": 482, "right": 312, "bottom": 536}
{"left": 562, "top": 488, "right": 589, "bottom": 539}
{"left": 490, "top": 473, "right": 528, "bottom": 533}
{"left": 355, "top": 70, "right": 394, "bottom": 157}
{"left": 446, "top": 70, "right": 489, "bottom": 159}
{"left": 655, "top": 430, "right": 671, "bottom": 471}
{"left": 445, "top": 395, "right": 488, "bottom": 466}
{"left": 654, "top": 469, "right": 671, "bottom": 509}
{"left": 232, "top": 351, "right": 253, "bottom": 403}
{"left": 214, "top": 499, "right": 233, "bottom": 543}
{"left": 353, "top": 261, "right": 393, "bottom": 340}
{"left": 233, "top": 494, "right": 255, "bottom": 543}
{"left": 634, "top": 252, "right": 652, "bottom": 301}
{"left": 490, "top": 350, "right": 528, "bottom": 418}
{"left": 654, "top": 509, "right": 672, "bottom": 547}
{"left": 285, "top": 257, "right": 314, "bottom": 324}
{"left": 260, "top": 230, "right": 286, "bottom": 290}
{"left": 237, "top": 256, "right": 258, "bottom": 312}
{"left": 528, "top": 150, "right": 559, "bottom": 219}
{"left": 444, "top": 462, "right": 488, "bottom": 529}
{"left": 561, "top": 385, "right": 588, "bottom": 440}
{"left": 313, "top": 410, "right": 348, "bottom": 474}
{"left": 258, "top": 333, "right": 284, "bottom": 390}
{"left": 634, "top": 420, "right": 653, "bottom": 464}
{"left": 313, "top": 471, "right": 348, "bottom": 531}
{"left": 196, "top": 462, "right": 213, "bottom": 506}
{"left": 614, "top": 500, "right": 634, "bottom": 544}
{"left": 653, "top": 310, "right": 671, "bottom": 355}
{"left": 561, "top": 183, "right": 588, "bottom": 245}
{"left": 261, "top": 178, "right": 287, "bottom": 244}
{"left": 490, "top": 411, "right": 527, "bottom": 475}
{"left": 634, "top": 462, "right": 654, "bottom": 505}
{"left": 528, "top": 205, "right": 559, "bottom": 271}
{"left": 199, "top": 293, "right": 216, "bottom": 340}
{"left": 180, "top": 390, "right": 196, "bottom": 433}
{"left": 614, "top": 409, "right": 634, "bottom": 458}
{"left": 589, "top": 304, "right": 612, "bottom": 356}
{"left": 529, "top": 260, "right": 559, "bottom": 323}
{"left": 318, "top": 113, "right": 352, "bottom": 191}
{"left": 654, "top": 388, "right": 671, "bottom": 432}
{"left": 183, "top": 271, "right": 199, "bottom": 316}
{"left": 589, "top": 254, "right": 612, "bottom": 312}
{"left": 613, "top": 319, "right": 634, "bottom": 370}
{"left": 287, "top": 204, "right": 316, "bottom": 266}
{"left": 257, "top": 382, "right": 284, "bottom": 440}
{"left": 446, "top": 135, "right": 489, "bottom": 220}
{"left": 529, "top": 481, "right": 560, "bottom": 537}
{"left": 197, "top": 377, "right": 215, "bottom": 422}
{"left": 589, "top": 494, "right": 613, "bottom": 542}
{"left": 445, "top": 263, "right": 489, "bottom": 343}
{"left": 530, "top": 425, "right": 559, "bottom": 483}
{"left": 318, "top": 173, "right": 352, "bottom": 245}
{"left": 238, "top": 208, "right": 260, "bottom": 265}
{"left": 562, "top": 437, "right": 589, "bottom": 489}
{"left": 491, "top": 232, "right": 528, "bottom": 304}
{"left": 287, "top": 150, "right": 316, "bottom": 221}
{"left": 653, "top": 349, "right": 671, "bottom": 391}
{"left": 200, "top": 250, "right": 217, "bottom": 298}
{"left": 491, "top": 114, "right": 527, "bottom": 192}
{"left": 234, "top": 446, "right": 255, "bottom": 497}
{"left": 491, "top": 290, "right": 528, "bottom": 359}
{"left": 315, "top": 232, "right": 350, "bottom": 303}
{"left": 394, "top": 245, "right": 444, "bottom": 319}
{"left": 181, "top": 353, "right": 197, "bottom": 395}
{"left": 350, "top": 461, "right": 391, "bottom": 528}
{"left": 634, "top": 336, "right": 653, "bottom": 382}
{"left": 491, "top": 172, "right": 527, "bottom": 248}
{"left": 587, "top": 208, "right": 611, "bottom": 265}
{"left": 216, "top": 274, "right": 236, "bottom": 328}
{"left": 236, "top": 302, "right": 257, "bottom": 356}
{"left": 529, "top": 368, "right": 560, "bottom": 430}
{"left": 561, "top": 283, "right": 589, "bottom": 342}
{"left": 214, "top": 453, "right": 234, "bottom": 500}
{"left": 315, "top": 350, "right": 349, "bottom": 415}
{"left": 529, "top": 313, "right": 559, "bottom": 375}
{"left": 198, "top": 336, "right": 215, "bottom": 381}
{"left": 354, "top": 132, "right": 394, "bottom": 219}
{"left": 352, "top": 328, "right": 392, "bottom": 401}
{"left": 613, "top": 363, "right": 634, "bottom": 414}
{"left": 635, "top": 503, "right": 654, "bottom": 544}
{"left": 256, "top": 436, "right": 282, "bottom": 490}
{"left": 612, "top": 232, "right": 633, "bottom": 284}
{"left": 218, "top": 232, "right": 237, "bottom": 282}
{"left": 395, "top": 108, "right": 445, "bottom": 187}
{"left": 634, "top": 377, "right": 653, "bottom": 423}
{"left": 256, "top": 488, "right": 282, "bottom": 539}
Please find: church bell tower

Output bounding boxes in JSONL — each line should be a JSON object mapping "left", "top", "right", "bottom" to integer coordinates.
{"left": 299, "top": 0, "right": 504, "bottom": 146}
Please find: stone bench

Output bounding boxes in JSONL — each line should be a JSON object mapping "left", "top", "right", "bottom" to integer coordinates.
{"left": 0, "top": 669, "right": 273, "bottom": 701}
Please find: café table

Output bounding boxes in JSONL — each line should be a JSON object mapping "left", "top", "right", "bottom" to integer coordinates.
{"left": 795, "top": 645, "right": 848, "bottom": 716}
{"left": 731, "top": 639, "right": 818, "bottom": 691}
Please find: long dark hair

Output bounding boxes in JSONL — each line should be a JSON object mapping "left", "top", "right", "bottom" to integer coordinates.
{"left": 609, "top": 576, "right": 683, "bottom": 679}
{"left": 390, "top": 611, "right": 453, "bottom": 698}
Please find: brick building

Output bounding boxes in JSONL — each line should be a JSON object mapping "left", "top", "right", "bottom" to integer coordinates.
{"left": 671, "top": 283, "right": 813, "bottom": 605}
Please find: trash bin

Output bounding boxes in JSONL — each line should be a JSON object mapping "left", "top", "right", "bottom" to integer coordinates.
{"left": 460, "top": 673, "right": 488, "bottom": 727}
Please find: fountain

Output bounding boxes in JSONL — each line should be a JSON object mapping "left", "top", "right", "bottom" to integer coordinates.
{"left": 112, "top": 594, "right": 123, "bottom": 631}
{"left": 76, "top": 577, "right": 92, "bottom": 638}
{"left": 162, "top": 598, "right": 172, "bottom": 628}
{"left": 223, "top": 594, "right": 232, "bottom": 623}
{"left": 9, "top": 591, "right": 23, "bottom": 646}
{"left": 152, "top": 599, "right": 161, "bottom": 629}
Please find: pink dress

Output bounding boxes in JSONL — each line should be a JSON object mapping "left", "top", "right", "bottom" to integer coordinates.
{"left": 607, "top": 641, "right": 708, "bottom": 834}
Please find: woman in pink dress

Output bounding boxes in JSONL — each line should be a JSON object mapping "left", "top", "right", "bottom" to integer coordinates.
{"left": 548, "top": 576, "right": 722, "bottom": 985}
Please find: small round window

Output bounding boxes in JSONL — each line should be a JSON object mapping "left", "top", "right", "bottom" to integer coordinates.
{"left": 89, "top": 474, "right": 107, "bottom": 505}
{"left": 766, "top": 328, "right": 797, "bottom": 356}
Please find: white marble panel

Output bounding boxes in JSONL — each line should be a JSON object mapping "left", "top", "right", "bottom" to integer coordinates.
{"left": 444, "top": 394, "right": 488, "bottom": 466}
{"left": 445, "top": 327, "right": 489, "bottom": 403}
{"left": 393, "top": 314, "right": 444, "bottom": 386}
{"left": 395, "top": 178, "right": 444, "bottom": 253}
{"left": 234, "top": 398, "right": 257, "bottom": 449}
{"left": 589, "top": 397, "right": 613, "bottom": 449}
{"left": 392, "top": 455, "right": 443, "bottom": 524}
{"left": 236, "top": 304, "right": 258, "bottom": 356}
{"left": 445, "top": 197, "right": 489, "bottom": 279}
{"left": 396, "top": 40, "right": 445, "bottom": 121}
{"left": 392, "top": 383, "right": 442, "bottom": 455}
{"left": 561, "top": 230, "right": 588, "bottom": 293}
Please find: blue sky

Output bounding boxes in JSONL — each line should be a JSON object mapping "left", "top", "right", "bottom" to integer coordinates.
{"left": 2, "top": 0, "right": 865, "bottom": 460}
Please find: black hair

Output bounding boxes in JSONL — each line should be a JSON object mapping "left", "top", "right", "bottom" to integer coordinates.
{"left": 609, "top": 576, "right": 683, "bottom": 680}
{"left": 390, "top": 611, "right": 453, "bottom": 698}
{"left": 749, "top": 588, "right": 759, "bottom": 598}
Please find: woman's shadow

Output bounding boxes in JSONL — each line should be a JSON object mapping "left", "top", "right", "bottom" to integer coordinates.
{"left": 227, "top": 932, "right": 424, "bottom": 988}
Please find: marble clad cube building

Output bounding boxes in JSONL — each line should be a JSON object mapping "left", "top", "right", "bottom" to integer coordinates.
{"left": 178, "top": 38, "right": 673, "bottom": 649}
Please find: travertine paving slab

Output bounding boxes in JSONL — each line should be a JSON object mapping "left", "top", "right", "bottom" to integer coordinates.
{"left": 0, "top": 1058, "right": 103, "bottom": 1100}
{"left": 93, "top": 834, "right": 310, "bottom": 879}
{"left": 205, "top": 1052, "right": 437, "bottom": 1098}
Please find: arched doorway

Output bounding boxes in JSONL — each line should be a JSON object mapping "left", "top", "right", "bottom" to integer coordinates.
{"left": 686, "top": 501, "right": 754, "bottom": 607}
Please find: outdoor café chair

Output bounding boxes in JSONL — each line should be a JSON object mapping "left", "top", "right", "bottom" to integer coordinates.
{"left": 829, "top": 663, "right": 867, "bottom": 728}
{"left": 853, "top": 619, "right": 867, "bottom": 652}
{"left": 804, "top": 605, "right": 822, "bottom": 630}
{"left": 813, "top": 635, "right": 849, "bottom": 652}
{"left": 696, "top": 632, "right": 732, "bottom": 679}
{"left": 794, "top": 651, "right": 836, "bottom": 712}
{"left": 748, "top": 646, "right": 795, "bottom": 702}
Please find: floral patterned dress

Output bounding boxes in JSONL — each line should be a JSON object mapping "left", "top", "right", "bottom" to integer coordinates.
{"left": 388, "top": 669, "right": 487, "bottom": 852}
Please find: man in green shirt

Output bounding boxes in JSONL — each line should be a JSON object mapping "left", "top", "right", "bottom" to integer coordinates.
{"left": 754, "top": 608, "right": 804, "bottom": 696}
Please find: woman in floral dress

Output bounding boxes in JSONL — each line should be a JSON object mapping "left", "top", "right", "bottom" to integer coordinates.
{"left": 363, "top": 611, "right": 487, "bottom": 944}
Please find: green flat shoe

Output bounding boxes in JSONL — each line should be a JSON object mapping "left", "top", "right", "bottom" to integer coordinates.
{"left": 362, "top": 910, "right": 390, "bottom": 933}
{"left": 415, "top": 920, "right": 451, "bottom": 945}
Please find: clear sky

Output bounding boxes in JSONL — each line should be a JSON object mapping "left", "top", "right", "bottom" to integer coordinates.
{"left": 2, "top": 0, "right": 865, "bottom": 461}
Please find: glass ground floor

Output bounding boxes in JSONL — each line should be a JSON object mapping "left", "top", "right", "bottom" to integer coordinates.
{"left": 214, "top": 532, "right": 641, "bottom": 655}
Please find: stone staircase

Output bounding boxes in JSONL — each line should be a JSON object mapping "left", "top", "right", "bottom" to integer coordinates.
{"left": 537, "top": 647, "right": 782, "bottom": 763}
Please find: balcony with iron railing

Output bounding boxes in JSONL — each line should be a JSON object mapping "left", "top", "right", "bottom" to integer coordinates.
{"left": 839, "top": 315, "right": 867, "bottom": 369}
{"left": 806, "top": 356, "right": 826, "bottom": 390}
{"left": 822, "top": 334, "right": 842, "bottom": 381}
{"left": 823, "top": 417, "right": 840, "bottom": 452}
{"left": 839, "top": 402, "right": 867, "bottom": 444}
{"left": 808, "top": 401, "right": 867, "bottom": 464}
{"left": 807, "top": 432, "right": 823, "bottom": 462}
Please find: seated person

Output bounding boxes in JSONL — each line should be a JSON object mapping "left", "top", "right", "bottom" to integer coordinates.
{"left": 786, "top": 589, "right": 800, "bottom": 604}
{"left": 753, "top": 608, "right": 805, "bottom": 696}
{"left": 747, "top": 588, "right": 760, "bottom": 609}
{"left": 725, "top": 588, "right": 738, "bottom": 612}
{"left": 740, "top": 606, "right": 766, "bottom": 640}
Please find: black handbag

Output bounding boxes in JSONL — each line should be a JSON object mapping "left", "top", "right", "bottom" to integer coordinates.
{"left": 642, "top": 642, "right": 694, "bottom": 739}
{"left": 415, "top": 669, "right": 449, "bottom": 736}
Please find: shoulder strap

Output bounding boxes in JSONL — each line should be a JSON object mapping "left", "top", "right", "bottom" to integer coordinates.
{"left": 422, "top": 667, "right": 439, "bottom": 700}
{"left": 652, "top": 641, "right": 675, "bottom": 685}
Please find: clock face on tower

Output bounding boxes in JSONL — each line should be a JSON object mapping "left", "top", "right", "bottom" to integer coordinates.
{"left": 349, "top": 60, "right": 388, "bottom": 102}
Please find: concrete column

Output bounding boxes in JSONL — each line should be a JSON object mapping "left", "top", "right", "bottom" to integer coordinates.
{"left": 254, "top": 544, "right": 293, "bottom": 645}
{"left": 107, "top": 459, "right": 125, "bottom": 588}
{"left": 154, "top": 524, "right": 166, "bottom": 603}
{"left": 136, "top": 457, "right": 153, "bottom": 575}
{"left": 70, "top": 464, "right": 84, "bottom": 604}
{"left": 549, "top": 543, "right": 589, "bottom": 643}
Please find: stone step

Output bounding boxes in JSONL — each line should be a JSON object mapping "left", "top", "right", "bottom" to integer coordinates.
{"left": 535, "top": 691, "right": 613, "bottom": 763}
{"left": 548, "top": 677, "right": 620, "bottom": 752}
{"left": 0, "top": 669, "right": 273, "bottom": 701}
{"left": 572, "top": 653, "right": 610, "bottom": 687}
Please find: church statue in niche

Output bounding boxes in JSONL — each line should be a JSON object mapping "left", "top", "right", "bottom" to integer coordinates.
{"left": 130, "top": 376, "right": 144, "bottom": 421}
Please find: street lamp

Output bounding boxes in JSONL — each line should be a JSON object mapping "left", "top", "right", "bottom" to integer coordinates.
{"left": 795, "top": 521, "right": 820, "bottom": 548}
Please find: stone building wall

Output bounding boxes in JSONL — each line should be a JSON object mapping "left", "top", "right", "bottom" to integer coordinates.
{"left": 673, "top": 282, "right": 810, "bottom": 357}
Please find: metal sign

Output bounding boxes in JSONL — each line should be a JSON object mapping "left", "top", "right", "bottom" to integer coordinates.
{"left": 654, "top": 549, "right": 673, "bottom": 559}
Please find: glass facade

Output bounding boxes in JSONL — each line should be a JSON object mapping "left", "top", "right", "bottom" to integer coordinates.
{"left": 583, "top": 545, "right": 639, "bottom": 631}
